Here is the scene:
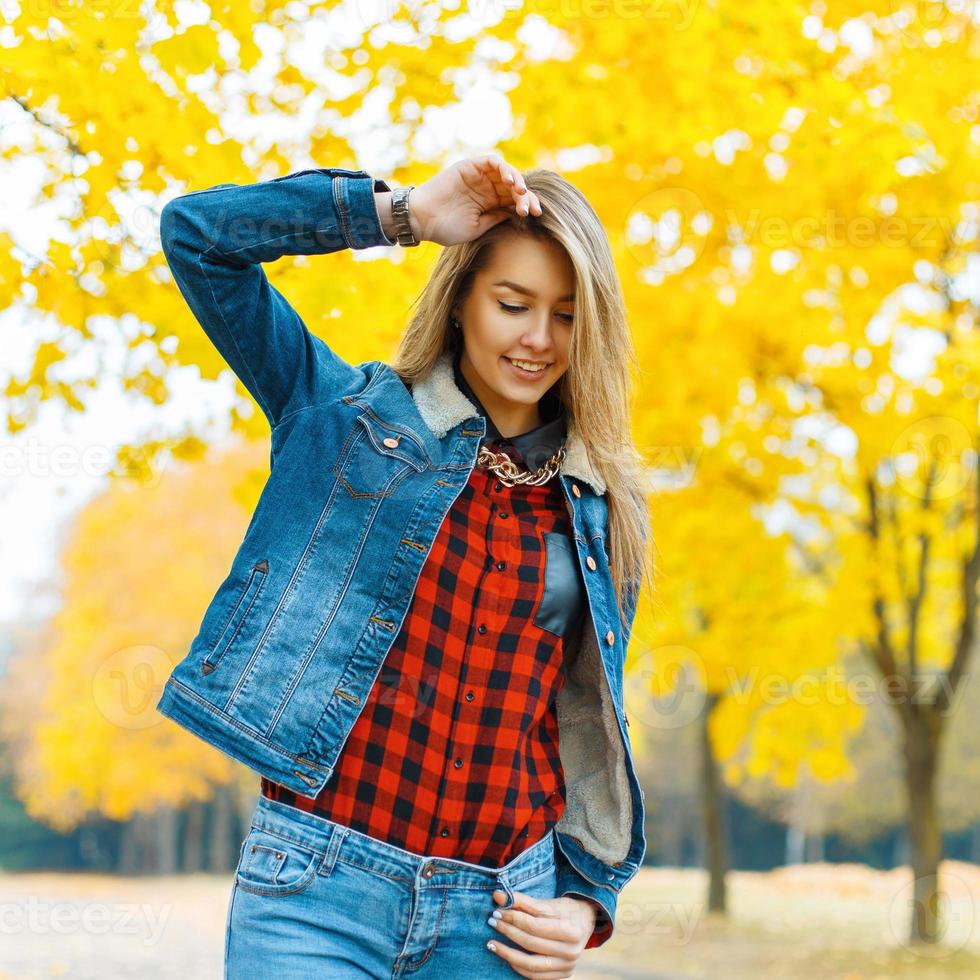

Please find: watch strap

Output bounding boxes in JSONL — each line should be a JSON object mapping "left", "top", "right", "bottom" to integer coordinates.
{"left": 390, "top": 185, "right": 419, "bottom": 247}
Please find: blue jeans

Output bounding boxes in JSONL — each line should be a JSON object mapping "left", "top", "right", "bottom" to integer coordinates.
{"left": 225, "top": 795, "right": 559, "bottom": 978}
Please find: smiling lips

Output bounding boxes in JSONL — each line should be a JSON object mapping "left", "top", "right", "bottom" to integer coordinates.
{"left": 507, "top": 357, "right": 548, "bottom": 372}
{"left": 504, "top": 356, "right": 549, "bottom": 381}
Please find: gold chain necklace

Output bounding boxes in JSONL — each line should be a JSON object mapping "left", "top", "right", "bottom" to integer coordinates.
{"left": 476, "top": 442, "right": 566, "bottom": 487}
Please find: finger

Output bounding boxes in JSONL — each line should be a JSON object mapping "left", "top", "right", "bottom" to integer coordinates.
{"left": 474, "top": 156, "right": 538, "bottom": 215}
{"left": 517, "top": 191, "right": 542, "bottom": 217}
{"left": 490, "top": 902, "right": 574, "bottom": 952}
{"left": 488, "top": 937, "right": 575, "bottom": 979}
{"left": 494, "top": 161, "right": 530, "bottom": 206}
{"left": 481, "top": 154, "right": 518, "bottom": 193}
{"left": 489, "top": 890, "right": 569, "bottom": 948}
{"left": 466, "top": 155, "right": 517, "bottom": 198}
{"left": 511, "top": 182, "right": 541, "bottom": 217}
{"left": 487, "top": 155, "right": 523, "bottom": 191}
{"left": 506, "top": 889, "right": 562, "bottom": 921}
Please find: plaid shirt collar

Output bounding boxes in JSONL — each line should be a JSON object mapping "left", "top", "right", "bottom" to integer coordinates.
{"left": 451, "top": 346, "right": 568, "bottom": 471}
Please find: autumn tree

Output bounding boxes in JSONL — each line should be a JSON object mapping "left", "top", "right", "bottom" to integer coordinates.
{"left": 2, "top": 0, "right": 978, "bottom": 946}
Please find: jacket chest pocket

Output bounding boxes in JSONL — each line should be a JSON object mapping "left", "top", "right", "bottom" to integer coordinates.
{"left": 534, "top": 530, "right": 587, "bottom": 642}
{"left": 334, "top": 412, "right": 429, "bottom": 499}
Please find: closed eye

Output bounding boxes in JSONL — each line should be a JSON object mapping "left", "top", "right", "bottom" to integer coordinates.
{"left": 498, "top": 301, "right": 574, "bottom": 323}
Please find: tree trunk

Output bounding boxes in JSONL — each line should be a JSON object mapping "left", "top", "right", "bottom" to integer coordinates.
{"left": 117, "top": 815, "right": 140, "bottom": 875}
{"left": 970, "top": 821, "right": 980, "bottom": 865}
{"left": 155, "top": 804, "right": 180, "bottom": 874}
{"left": 234, "top": 776, "right": 259, "bottom": 830}
{"left": 785, "top": 824, "right": 804, "bottom": 865}
{"left": 209, "top": 782, "right": 236, "bottom": 871}
{"left": 892, "top": 827, "right": 909, "bottom": 869}
{"left": 182, "top": 799, "right": 206, "bottom": 872}
{"left": 902, "top": 707, "right": 943, "bottom": 944}
{"left": 699, "top": 691, "right": 727, "bottom": 912}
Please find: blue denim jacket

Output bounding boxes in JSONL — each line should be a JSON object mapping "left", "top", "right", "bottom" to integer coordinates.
{"left": 155, "top": 166, "right": 647, "bottom": 933}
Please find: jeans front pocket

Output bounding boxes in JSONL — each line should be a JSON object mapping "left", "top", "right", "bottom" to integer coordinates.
{"left": 235, "top": 825, "right": 325, "bottom": 897}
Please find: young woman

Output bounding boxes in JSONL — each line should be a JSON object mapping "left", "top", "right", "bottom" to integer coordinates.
{"left": 157, "top": 154, "right": 653, "bottom": 979}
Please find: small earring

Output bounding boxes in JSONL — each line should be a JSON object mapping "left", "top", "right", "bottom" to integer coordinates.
{"left": 451, "top": 316, "right": 461, "bottom": 330}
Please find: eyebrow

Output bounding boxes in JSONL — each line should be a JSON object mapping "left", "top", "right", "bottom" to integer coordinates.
{"left": 491, "top": 279, "right": 575, "bottom": 303}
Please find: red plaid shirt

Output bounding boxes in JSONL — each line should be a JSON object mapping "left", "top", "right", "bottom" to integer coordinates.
{"left": 262, "top": 356, "right": 613, "bottom": 948}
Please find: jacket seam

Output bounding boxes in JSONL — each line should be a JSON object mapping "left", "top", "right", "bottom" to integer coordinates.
{"left": 272, "top": 357, "right": 385, "bottom": 434}
{"left": 332, "top": 175, "right": 356, "bottom": 249}
{"left": 193, "top": 246, "right": 274, "bottom": 423}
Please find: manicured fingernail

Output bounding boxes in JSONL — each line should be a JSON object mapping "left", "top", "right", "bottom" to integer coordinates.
{"left": 491, "top": 909, "right": 502, "bottom": 919}
{"left": 487, "top": 940, "right": 497, "bottom": 952}
{"left": 487, "top": 916, "right": 499, "bottom": 928}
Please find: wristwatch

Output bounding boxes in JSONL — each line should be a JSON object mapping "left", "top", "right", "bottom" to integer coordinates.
{"left": 390, "top": 185, "right": 419, "bottom": 247}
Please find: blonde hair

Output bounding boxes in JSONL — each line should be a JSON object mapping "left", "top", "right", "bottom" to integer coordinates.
{"left": 389, "top": 168, "right": 655, "bottom": 632}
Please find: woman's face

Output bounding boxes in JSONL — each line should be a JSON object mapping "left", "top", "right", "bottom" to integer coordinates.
{"left": 454, "top": 232, "right": 575, "bottom": 434}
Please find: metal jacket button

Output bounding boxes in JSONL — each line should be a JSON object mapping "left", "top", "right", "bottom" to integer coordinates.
{"left": 383, "top": 436, "right": 400, "bottom": 448}
{"left": 586, "top": 555, "right": 597, "bottom": 571}
{"left": 571, "top": 484, "right": 581, "bottom": 498}
{"left": 605, "top": 629, "right": 616, "bottom": 645}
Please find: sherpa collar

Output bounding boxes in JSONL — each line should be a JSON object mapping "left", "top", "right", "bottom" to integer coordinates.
{"left": 409, "top": 351, "right": 606, "bottom": 496}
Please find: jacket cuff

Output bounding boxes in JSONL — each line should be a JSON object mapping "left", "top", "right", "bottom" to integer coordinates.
{"left": 565, "top": 893, "right": 614, "bottom": 948}
{"left": 555, "top": 852, "right": 618, "bottom": 949}
{"left": 370, "top": 177, "right": 396, "bottom": 247}
{"left": 332, "top": 173, "right": 396, "bottom": 250}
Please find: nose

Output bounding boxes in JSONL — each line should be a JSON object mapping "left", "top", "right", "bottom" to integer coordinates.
{"left": 520, "top": 315, "right": 554, "bottom": 352}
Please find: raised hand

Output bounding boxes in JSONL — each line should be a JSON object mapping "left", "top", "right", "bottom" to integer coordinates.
{"left": 409, "top": 154, "right": 543, "bottom": 246}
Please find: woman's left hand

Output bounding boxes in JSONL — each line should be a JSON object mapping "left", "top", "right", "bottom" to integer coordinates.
{"left": 486, "top": 888, "right": 597, "bottom": 977}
